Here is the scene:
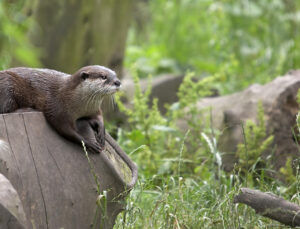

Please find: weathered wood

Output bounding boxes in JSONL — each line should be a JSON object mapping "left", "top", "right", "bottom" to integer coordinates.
{"left": 234, "top": 187, "right": 300, "bottom": 227}
{"left": 0, "top": 112, "right": 137, "bottom": 229}
{"left": 0, "top": 174, "right": 27, "bottom": 229}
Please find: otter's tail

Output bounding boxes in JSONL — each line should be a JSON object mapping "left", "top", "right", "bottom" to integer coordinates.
{"left": 0, "top": 139, "right": 9, "bottom": 152}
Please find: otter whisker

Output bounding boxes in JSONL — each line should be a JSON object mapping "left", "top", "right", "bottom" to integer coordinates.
{"left": 108, "top": 95, "right": 116, "bottom": 111}
{"left": 112, "top": 95, "right": 116, "bottom": 110}
{"left": 90, "top": 88, "right": 104, "bottom": 109}
{"left": 87, "top": 91, "right": 100, "bottom": 111}
{"left": 84, "top": 89, "right": 98, "bottom": 112}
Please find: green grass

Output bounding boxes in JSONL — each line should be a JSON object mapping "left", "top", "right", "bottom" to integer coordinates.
{"left": 114, "top": 173, "right": 290, "bottom": 228}
{"left": 111, "top": 72, "right": 300, "bottom": 228}
{"left": 113, "top": 141, "right": 299, "bottom": 228}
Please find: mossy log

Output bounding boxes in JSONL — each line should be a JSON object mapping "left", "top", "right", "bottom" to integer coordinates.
{"left": 0, "top": 112, "right": 137, "bottom": 229}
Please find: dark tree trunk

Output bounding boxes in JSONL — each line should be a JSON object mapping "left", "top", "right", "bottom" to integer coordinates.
{"left": 27, "top": 0, "right": 133, "bottom": 76}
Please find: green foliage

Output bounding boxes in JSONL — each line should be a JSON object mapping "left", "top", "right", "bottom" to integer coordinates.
{"left": 236, "top": 102, "right": 274, "bottom": 179}
{"left": 280, "top": 157, "right": 296, "bottom": 185}
{"left": 116, "top": 73, "right": 167, "bottom": 145}
{"left": 113, "top": 71, "right": 288, "bottom": 228}
{"left": 115, "top": 175, "right": 240, "bottom": 228}
{"left": 297, "top": 90, "right": 300, "bottom": 135}
{"left": 115, "top": 172, "right": 288, "bottom": 228}
{"left": 115, "top": 69, "right": 220, "bottom": 178}
{"left": 177, "top": 73, "right": 216, "bottom": 109}
{"left": 126, "top": 0, "right": 300, "bottom": 93}
{"left": 0, "top": 1, "right": 40, "bottom": 69}
{"left": 126, "top": 0, "right": 228, "bottom": 78}
{"left": 115, "top": 70, "right": 177, "bottom": 177}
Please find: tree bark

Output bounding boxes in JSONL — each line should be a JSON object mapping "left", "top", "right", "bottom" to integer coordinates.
{"left": 27, "top": 0, "right": 133, "bottom": 76}
{"left": 234, "top": 188, "right": 300, "bottom": 227}
{"left": 0, "top": 112, "right": 137, "bottom": 229}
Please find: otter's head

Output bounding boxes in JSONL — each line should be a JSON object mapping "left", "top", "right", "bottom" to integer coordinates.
{"left": 73, "top": 65, "right": 121, "bottom": 97}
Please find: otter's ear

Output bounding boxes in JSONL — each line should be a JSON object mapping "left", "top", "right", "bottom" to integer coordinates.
{"left": 80, "top": 72, "right": 89, "bottom": 80}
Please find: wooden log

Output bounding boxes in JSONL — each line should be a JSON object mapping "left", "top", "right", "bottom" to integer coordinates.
{"left": 234, "top": 188, "right": 300, "bottom": 227}
{"left": 0, "top": 173, "right": 27, "bottom": 228}
{"left": 0, "top": 112, "right": 138, "bottom": 229}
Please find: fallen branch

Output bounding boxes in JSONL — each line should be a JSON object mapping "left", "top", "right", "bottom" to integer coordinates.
{"left": 234, "top": 188, "right": 300, "bottom": 227}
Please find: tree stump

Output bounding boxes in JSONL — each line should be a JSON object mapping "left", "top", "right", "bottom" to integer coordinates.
{"left": 0, "top": 112, "right": 138, "bottom": 229}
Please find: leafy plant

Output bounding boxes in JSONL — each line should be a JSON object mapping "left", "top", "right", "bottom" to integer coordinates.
{"left": 126, "top": 0, "right": 300, "bottom": 93}
{"left": 113, "top": 71, "right": 296, "bottom": 228}
{"left": 117, "top": 1, "right": 300, "bottom": 225}
{"left": 280, "top": 157, "right": 296, "bottom": 185}
{"left": 0, "top": 1, "right": 40, "bottom": 69}
{"left": 236, "top": 101, "right": 274, "bottom": 182}
{"left": 115, "top": 71, "right": 178, "bottom": 177}
{"left": 114, "top": 69, "right": 219, "bottom": 178}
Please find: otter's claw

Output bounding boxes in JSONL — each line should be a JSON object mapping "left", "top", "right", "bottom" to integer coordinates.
{"left": 88, "top": 119, "right": 106, "bottom": 148}
{"left": 95, "top": 129, "right": 105, "bottom": 148}
{"left": 85, "top": 141, "right": 104, "bottom": 154}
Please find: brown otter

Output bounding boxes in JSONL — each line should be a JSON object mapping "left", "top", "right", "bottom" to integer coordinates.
{"left": 0, "top": 65, "right": 121, "bottom": 153}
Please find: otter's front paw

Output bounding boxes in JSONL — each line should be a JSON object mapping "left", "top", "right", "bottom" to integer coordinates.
{"left": 88, "top": 119, "right": 106, "bottom": 148}
{"left": 85, "top": 141, "right": 104, "bottom": 154}
{"left": 88, "top": 119, "right": 101, "bottom": 134}
{"left": 95, "top": 129, "right": 105, "bottom": 148}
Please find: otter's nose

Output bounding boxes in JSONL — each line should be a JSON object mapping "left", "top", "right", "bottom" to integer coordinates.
{"left": 114, "top": 80, "right": 121, "bottom": 87}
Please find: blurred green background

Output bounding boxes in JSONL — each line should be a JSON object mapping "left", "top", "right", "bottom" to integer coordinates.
{"left": 2, "top": 0, "right": 300, "bottom": 93}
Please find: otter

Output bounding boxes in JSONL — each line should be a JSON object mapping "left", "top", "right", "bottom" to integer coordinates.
{"left": 0, "top": 65, "right": 121, "bottom": 153}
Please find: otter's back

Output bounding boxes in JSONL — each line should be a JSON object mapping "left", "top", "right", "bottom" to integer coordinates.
{"left": 0, "top": 68, "right": 69, "bottom": 112}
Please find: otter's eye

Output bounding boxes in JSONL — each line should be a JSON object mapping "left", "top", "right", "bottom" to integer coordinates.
{"left": 101, "top": 75, "right": 107, "bottom": 80}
